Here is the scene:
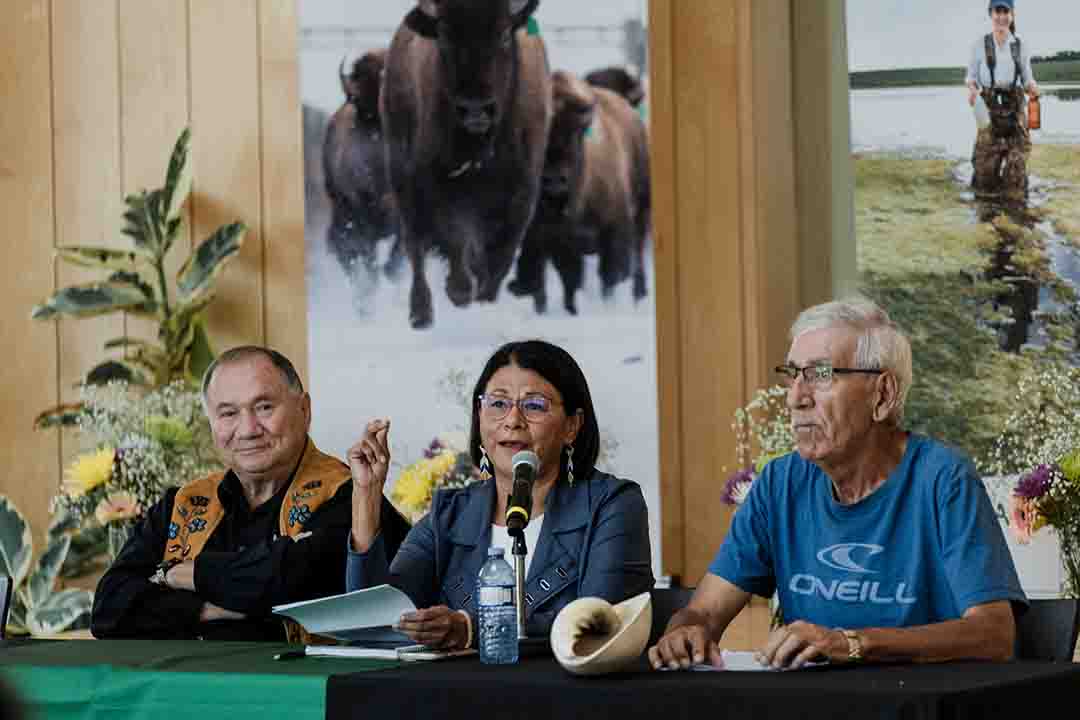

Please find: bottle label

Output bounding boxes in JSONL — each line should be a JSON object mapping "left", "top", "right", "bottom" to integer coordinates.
{"left": 478, "top": 586, "right": 513, "bottom": 606}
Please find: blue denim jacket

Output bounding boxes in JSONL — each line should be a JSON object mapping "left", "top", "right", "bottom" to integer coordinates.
{"left": 346, "top": 469, "right": 654, "bottom": 637}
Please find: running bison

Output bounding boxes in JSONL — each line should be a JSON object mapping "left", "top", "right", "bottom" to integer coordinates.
{"left": 584, "top": 66, "right": 645, "bottom": 108}
{"left": 323, "top": 49, "right": 403, "bottom": 286}
{"left": 507, "top": 70, "right": 650, "bottom": 315}
{"left": 382, "top": 0, "right": 552, "bottom": 328}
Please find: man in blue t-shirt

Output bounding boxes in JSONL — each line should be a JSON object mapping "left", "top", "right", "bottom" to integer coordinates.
{"left": 649, "top": 298, "right": 1026, "bottom": 670}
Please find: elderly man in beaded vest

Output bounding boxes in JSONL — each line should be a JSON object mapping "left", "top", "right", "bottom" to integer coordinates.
{"left": 91, "top": 346, "right": 409, "bottom": 640}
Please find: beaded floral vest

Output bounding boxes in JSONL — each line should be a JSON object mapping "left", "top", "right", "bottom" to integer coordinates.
{"left": 163, "top": 440, "right": 350, "bottom": 564}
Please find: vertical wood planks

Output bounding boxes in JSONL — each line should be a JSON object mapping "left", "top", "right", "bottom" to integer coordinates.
{"left": 257, "top": 0, "right": 308, "bottom": 384}
{"left": 0, "top": 0, "right": 60, "bottom": 542}
{"left": 189, "top": 0, "right": 263, "bottom": 352}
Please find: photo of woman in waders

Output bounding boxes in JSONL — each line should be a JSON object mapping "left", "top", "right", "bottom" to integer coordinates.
{"left": 966, "top": 0, "right": 1039, "bottom": 200}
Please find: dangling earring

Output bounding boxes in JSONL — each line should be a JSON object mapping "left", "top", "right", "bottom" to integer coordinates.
{"left": 479, "top": 446, "right": 492, "bottom": 481}
{"left": 565, "top": 444, "right": 575, "bottom": 486}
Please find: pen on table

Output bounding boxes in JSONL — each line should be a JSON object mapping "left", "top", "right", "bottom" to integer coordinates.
{"left": 274, "top": 649, "right": 307, "bottom": 661}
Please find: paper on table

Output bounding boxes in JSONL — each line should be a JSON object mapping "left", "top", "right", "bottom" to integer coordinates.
{"left": 304, "top": 645, "right": 477, "bottom": 661}
{"left": 690, "top": 650, "right": 827, "bottom": 672}
{"left": 271, "top": 584, "right": 416, "bottom": 642}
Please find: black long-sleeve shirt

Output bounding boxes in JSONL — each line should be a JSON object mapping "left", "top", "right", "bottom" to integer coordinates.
{"left": 91, "top": 467, "right": 410, "bottom": 640}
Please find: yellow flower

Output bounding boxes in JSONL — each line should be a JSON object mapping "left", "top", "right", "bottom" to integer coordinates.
{"left": 95, "top": 491, "right": 141, "bottom": 525}
{"left": 63, "top": 447, "right": 115, "bottom": 497}
{"left": 391, "top": 451, "right": 458, "bottom": 516}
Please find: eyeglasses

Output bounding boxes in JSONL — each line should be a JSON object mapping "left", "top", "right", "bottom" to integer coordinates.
{"left": 774, "top": 363, "right": 883, "bottom": 389}
{"left": 477, "top": 394, "right": 561, "bottom": 422}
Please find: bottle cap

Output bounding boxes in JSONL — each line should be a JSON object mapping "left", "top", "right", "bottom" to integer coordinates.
{"left": 487, "top": 545, "right": 505, "bottom": 557}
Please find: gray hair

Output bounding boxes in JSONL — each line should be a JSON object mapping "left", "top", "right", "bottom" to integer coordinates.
{"left": 790, "top": 297, "right": 912, "bottom": 425}
{"left": 200, "top": 346, "right": 304, "bottom": 410}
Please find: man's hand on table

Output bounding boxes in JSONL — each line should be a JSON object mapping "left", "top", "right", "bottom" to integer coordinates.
{"left": 648, "top": 624, "right": 723, "bottom": 670}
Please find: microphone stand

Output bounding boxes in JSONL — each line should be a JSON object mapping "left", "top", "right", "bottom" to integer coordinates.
{"left": 510, "top": 530, "right": 528, "bottom": 640}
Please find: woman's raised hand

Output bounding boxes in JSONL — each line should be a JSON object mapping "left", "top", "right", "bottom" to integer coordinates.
{"left": 348, "top": 418, "right": 391, "bottom": 552}
{"left": 348, "top": 418, "right": 391, "bottom": 493}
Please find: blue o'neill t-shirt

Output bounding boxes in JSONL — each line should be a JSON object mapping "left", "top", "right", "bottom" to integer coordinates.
{"left": 709, "top": 434, "right": 1026, "bottom": 630}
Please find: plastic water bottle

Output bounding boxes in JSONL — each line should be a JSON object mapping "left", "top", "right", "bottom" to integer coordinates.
{"left": 477, "top": 545, "right": 518, "bottom": 664}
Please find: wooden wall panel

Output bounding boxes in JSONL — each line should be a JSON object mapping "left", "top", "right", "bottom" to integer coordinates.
{"left": 51, "top": 0, "right": 123, "bottom": 473}
{"left": 0, "top": 0, "right": 60, "bottom": 545}
{"left": 119, "top": 0, "right": 192, "bottom": 336}
{"left": 671, "top": 0, "right": 745, "bottom": 586}
{"left": 257, "top": 0, "right": 308, "bottom": 386}
{"left": 648, "top": 0, "right": 684, "bottom": 584}
{"left": 190, "top": 0, "right": 264, "bottom": 352}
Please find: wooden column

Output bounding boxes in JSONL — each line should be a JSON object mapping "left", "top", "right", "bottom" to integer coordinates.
{"left": 650, "top": 0, "right": 842, "bottom": 648}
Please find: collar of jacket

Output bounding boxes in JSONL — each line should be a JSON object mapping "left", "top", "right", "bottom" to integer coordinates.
{"left": 447, "top": 472, "right": 591, "bottom": 550}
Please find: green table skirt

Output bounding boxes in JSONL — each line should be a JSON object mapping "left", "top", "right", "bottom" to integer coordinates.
{"left": 0, "top": 641, "right": 397, "bottom": 720}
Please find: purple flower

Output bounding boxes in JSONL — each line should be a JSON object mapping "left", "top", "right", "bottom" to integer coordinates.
{"left": 1014, "top": 464, "right": 1053, "bottom": 499}
{"left": 423, "top": 437, "right": 445, "bottom": 459}
{"left": 721, "top": 468, "right": 755, "bottom": 506}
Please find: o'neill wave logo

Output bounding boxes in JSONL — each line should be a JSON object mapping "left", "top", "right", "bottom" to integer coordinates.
{"left": 789, "top": 543, "right": 916, "bottom": 605}
{"left": 815, "top": 543, "right": 883, "bottom": 574}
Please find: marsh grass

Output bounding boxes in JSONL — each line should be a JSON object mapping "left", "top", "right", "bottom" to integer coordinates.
{"left": 854, "top": 147, "right": 1080, "bottom": 467}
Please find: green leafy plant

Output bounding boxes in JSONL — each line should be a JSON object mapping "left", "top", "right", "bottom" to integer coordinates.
{"left": 31, "top": 128, "right": 246, "bottom": 427}
{"left": 1, "top": 495, "right": 93, "bottom": 637}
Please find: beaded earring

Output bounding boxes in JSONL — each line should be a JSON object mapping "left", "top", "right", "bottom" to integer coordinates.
{"left": 479, "top": 446, "right": 492, "bottom": 481}
{"left": 565, "top": 444, "right": 575, "bottom": 486}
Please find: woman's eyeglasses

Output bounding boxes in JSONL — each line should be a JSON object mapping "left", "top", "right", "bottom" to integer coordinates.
{"left": 774, "top": 362, "right": 883, "bottom": 389}
{"left": 478, "top": 394, "right": 560, "bottom": 422}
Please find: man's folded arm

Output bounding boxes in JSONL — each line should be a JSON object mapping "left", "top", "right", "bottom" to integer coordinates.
{"left": 195, "top": 484, "right": 410, "bottom": 613}
{"left": 91, "top": 489, "right": 204, "bottom": 638}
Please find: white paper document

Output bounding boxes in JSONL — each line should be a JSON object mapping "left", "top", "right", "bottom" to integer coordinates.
{"left": 272, "top": 584, "right": 417, "bottom": 642}
{"left": 689, "top": 650, "right": 827, "bottom": 672}
{"left": 304, "top": 644, "right": 476, "bottom": 661}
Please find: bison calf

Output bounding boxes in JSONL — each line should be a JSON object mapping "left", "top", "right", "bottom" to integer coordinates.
{"left": 323, "top": 49, "right": 403, "bottom": 290}
{"left": 508, "top": 70, "right": 650, "bottom": 315}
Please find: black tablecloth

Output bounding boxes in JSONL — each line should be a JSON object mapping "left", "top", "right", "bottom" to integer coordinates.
{"left": 327, "top": 656, "right": 1080, "bottom": 720}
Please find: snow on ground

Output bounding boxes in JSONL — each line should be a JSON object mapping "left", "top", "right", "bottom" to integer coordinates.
{"left": 306, "top": 222, "right": 663, "bottom": 577}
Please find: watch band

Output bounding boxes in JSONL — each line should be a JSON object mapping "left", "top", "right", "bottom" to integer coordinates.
{"left": 840, "top": 628, "right": 864, "bottom": 662}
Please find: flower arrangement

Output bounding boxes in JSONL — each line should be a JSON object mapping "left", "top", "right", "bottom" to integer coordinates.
{"left": 721, "top": 385, "right": 794, "bottom": 508}
{"left": 390, "top": 432, "right": 481, "bottom": 522}
{"left": 985, "top": 362, "right": 1080, "bottom": 598}
{"left": 51, "top": 380, "right": 220, "bottom": 555}
{"left": 1010, "top": 452, "right": 1080, "bottom": 597}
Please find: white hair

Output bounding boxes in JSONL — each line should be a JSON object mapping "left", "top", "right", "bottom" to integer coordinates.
{"left": 790, "top": 297, "right": 912, "bottom": 425}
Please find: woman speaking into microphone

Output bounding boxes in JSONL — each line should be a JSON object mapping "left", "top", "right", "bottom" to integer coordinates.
{"left": 346, "top": 339, "right": 653, "bottom": 649}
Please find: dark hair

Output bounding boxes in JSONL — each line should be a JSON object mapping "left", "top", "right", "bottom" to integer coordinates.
{"left": 468, "top": 340, "right": 600, "bottom": 484}
{"left": 200, "top": 345, "right": 304, "bottom": 405}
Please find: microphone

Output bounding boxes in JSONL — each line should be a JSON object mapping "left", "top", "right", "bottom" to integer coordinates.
{"left": 505, "top": 450, "right": 538, "bottom": 536}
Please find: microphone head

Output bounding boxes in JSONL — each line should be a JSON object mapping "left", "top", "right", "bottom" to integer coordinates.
{"left": 512, "top": 450, "right": 539, "bottom": 478}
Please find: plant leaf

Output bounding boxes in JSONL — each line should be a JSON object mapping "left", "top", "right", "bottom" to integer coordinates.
{"left": 122, "top": 189, "right": 167, "bottom": 259}
{"left": 56, "top": 246, "right": 142, "bottom": 272}
{"left": 25, "top": 588, "right": 93, "bottom": 637}
{"left": 162, "top": 128, "right": 193, "bottom": 225}
{"left": 85, "top": 360, "right": 150, "bottom": 387}
{"left": 26, "top": 534, "right": 71, "bottom": 608}
{"left": 187, "top": 316, "right": 216, "bottom": 382}
{"left": 176, "top": 222, "right": 246, "bottom": 302}
{"left": 33, "top": 403, "right": 84, "bottom": 430}
{"left": 31, "top": 281, "right": 156, "bottom": 321}
{"left": 0, "top": 495, "right": 33, "bottom": 585}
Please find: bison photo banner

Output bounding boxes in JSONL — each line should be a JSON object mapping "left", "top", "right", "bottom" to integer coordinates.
{"left": 297, "top": 0, "right": 660, "bottom": 574}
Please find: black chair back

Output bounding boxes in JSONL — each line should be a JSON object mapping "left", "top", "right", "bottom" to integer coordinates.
{"left": 649, "top": 586, "right": 694, "bottom": 647}
{"left": 1014, "top": 598, "right": 1080, "bottom": 661}
{"left": 0, "top": 574, "right": 12, "bottom": 640}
